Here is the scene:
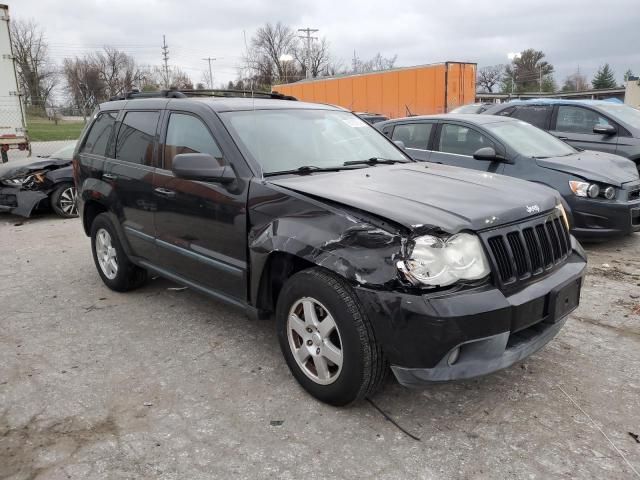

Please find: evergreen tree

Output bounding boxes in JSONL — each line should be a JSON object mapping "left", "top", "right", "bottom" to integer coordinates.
{"left": 624, "top": 69, "right": 635, "bottom": 82}
{"left": 592, "top": 64, "right": 617, "bottom": 89}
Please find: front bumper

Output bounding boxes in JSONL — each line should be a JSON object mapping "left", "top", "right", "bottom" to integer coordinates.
{"left": 0, "top": 186, "right": 48, "bottom": 217}
{"left": 355, "top": 251, "right": 586, "bottom": 387}
{"left": 568, "top": 195, "right": 640, "bottom": 239}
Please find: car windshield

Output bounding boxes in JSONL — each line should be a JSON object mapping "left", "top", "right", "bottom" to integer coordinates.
{"left": 597, "top": 103, "right": 640, "bottom": 129}
{"left": 485, "top": 120, "right": 576, "bottom": 158}
{"left": 222, "top": 109, "right": 408, "bottom": 174}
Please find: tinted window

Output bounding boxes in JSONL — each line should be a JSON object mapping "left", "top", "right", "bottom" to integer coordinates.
{"left": 164, "top": 113, "right": 223, "bottom": 170}
{"left": 81, "top": 112, "right": 117, "bottom": 155}
{"left": 391, "top": 123, "right": 433, "bottom": 149}
{"left": 115, "top": 111, "right": 159, "bottom": 165}
{"left": 438, "top": 124, "right": 494, "bottom": 156}
{"left": 556, "top": 106, "right": 613, "bottom": 134}
{"left": 511, "top": 105, "right": 552, "bottom": 129}
{"left": 495, "top": 106, "right": 516, "bottom": 117}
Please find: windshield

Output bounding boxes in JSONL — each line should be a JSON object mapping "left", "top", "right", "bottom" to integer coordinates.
{"left": 450, "top": 104, "right": 484, "bottom": 114}
{"left": 50, "top": 142, "right": 77, "bottom": 161}
{"left": 222, "top": 109, "right": 408, "bottom": 174}
{"left": 597, "top": 103, "right": 640, "bottom": 129}
{"left": 485, "top": 120, "right": 576, "bottom": 158}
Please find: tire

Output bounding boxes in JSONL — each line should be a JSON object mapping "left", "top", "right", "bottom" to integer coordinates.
{"left": 90, "top": 213, "right": 147, "bottom": 292}
{"left": 50, "top": 183, "right": 79, "bottom": 218}
{"left": 276, "top": 267, "right": 387, "bottom": 406}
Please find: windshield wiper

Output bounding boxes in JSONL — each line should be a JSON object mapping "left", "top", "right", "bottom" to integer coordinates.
{"left": 264, "top": 165, "right": 356, "bottom": 177}
{"left": 343, "top": 157, "right": 408, "bottom": 166}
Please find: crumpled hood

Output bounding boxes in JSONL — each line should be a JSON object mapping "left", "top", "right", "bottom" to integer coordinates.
{"left": 535, "top": 151, "right": 638, "bottom": 186}
{"left": 0, "top": 158, "right": 71, "bottom": 179}
{"left": 269, "top": 163, "right": 559, "bottom": 233}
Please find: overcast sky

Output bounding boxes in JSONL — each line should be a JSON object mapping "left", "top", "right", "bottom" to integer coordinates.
{"left": 12, "top": 0, "right": 640, "bottom": 89}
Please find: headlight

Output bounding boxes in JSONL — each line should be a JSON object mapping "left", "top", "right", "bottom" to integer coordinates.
{"left": 397, "top": 233, "right": 490, "bottom": 287}
{"left": 603, "top": 186, "right": 615, "bottom": 200}
{"left": 569, "top": 180, "right": 615, "bottom": 200}
{"left": 2, "top": 177, "right": 24, "bottom": 186}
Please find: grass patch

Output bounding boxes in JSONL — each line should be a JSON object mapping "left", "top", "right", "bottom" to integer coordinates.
{"left": 26, "top": 116, "right": 86, "bottom": 142}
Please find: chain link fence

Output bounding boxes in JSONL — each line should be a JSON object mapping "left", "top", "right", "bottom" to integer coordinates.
{"left": 1, "top": 97, "right": 86, "bottom": 162}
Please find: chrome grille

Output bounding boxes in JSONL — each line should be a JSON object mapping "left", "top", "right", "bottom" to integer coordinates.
{"left": 482, "top": 212, "right": 571, "bottom": 288}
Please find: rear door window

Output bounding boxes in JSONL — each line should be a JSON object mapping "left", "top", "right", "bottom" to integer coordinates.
{"left": 115, "top": 111, "right": 159, "bottom": 165}
{"left": 511, "top": 105, "right": 552, "bottom": 129}
{"left": 163, "top": 113, "right": 224, "bottom": 170}
{"left": 80, "top": 112, "right": 117, "bottom": 155}
{"left": 438, "top": 124, "right": 495, "bottom": 156}
{"left": 555, "top": 106, "right": 614, "bottom": 134}
{"left": 391, "top": 123, "right": 433, "bottom": 150}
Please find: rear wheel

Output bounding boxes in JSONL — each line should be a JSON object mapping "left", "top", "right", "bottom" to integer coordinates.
{"left": 51, "top": 183, "right": 78, "bottom": 218}
{"left": 276, "top": 268, "right": 387, "bottom": 406}
{"left": 90, "top": 213, "right": 147, "bottom": 291}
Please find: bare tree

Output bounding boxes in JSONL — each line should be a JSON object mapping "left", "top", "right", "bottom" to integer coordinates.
{"left": 244, "top": 22, "right": 299, "bottom": 88}
{"left": 562, "top": 69, "right": 590, "bottom": 92}
{"left": 294, "top": 37, "right": 330, "bottom": 78}
{"left": 63, "top": 57, "right": 104, "bottom": 118}
{"left": 10, "top": 18, "right": 58, "bottom": 111}
{"left": 93, "top": 47, "right": 137, "bottom": 98}
{"left": 476, "top": 65, "right": 504, "bottom": 93}
{"left": 352, "top": 52, "right": 397, "bottom": 74}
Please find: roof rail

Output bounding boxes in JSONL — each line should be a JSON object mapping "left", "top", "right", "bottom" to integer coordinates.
{"left": 108, "top": 88, "right": 297, "bottom": 102}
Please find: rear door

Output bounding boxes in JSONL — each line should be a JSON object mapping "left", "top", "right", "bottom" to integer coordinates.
{"left": 550, "top": 105, "right": 618, "bottom": 154}
{"left": 430, "top": 122, "right": 505, "bottom": 173}
{"left": 152, "top": 109, "right": 249, "bottom": 302}
{"left": 107, "top": 109, "right": 161, "bottom": 261}
{"left": 390, "top": 122, "right": 434, "bottom": 161}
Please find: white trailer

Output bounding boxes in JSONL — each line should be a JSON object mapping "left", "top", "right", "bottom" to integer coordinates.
{"left": 0, "top": 4, "right": 29, "bottom": 163}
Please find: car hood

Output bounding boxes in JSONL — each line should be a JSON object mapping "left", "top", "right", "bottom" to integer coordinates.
{"left": 535, "top": 151, "right": 638, "bottom": 186}
{"left": 269, "top": 163, "right": 559, "bottom": 233}
{"left": 0, "top": 158, "right": 71, "bottom": 179}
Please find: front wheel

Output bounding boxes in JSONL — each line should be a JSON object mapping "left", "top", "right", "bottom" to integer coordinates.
{"left": 51, "top": 183, "right": 78, "bottom": 218}
{"left": 276, "top": 268, "right": 387, "bottom": 406}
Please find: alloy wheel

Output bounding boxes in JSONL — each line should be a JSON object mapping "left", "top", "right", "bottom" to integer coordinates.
{"left": 287, "top": 297, "right": 343, "bottom": 385}
{"left": 58, "top": 186, "right": 78, "bottom": 216}
{"left": 95, "top": 228, "right": 118, "bottom": 280}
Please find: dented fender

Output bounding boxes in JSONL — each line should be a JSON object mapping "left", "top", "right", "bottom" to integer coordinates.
{"left": 0, "top": 186, "right": 48, "bottom": 218}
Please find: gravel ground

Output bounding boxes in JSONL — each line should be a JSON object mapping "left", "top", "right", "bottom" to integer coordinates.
{"left": 1, "top": 213, "right": 639, "bottom": 480}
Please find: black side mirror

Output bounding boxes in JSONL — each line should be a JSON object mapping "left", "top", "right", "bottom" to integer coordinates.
{"left": 593, "top": 124, "right": 616, "bottom": 136}
{"left": 473, "top": 147, "right": 499, "bottom": 161}
{"left": 172, "top": 153, "right": 235, "bottom": 183}
{"left": 393, "top": 140, "right": 406, "bottom": 150}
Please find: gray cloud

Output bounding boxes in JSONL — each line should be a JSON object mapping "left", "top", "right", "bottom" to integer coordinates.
{"left": 13, "top": 0, "right": 640, "bottom": 88}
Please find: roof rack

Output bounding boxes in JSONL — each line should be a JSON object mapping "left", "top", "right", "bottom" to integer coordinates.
{"left": 109, "top": 88, "right": 297, "bottom": 102}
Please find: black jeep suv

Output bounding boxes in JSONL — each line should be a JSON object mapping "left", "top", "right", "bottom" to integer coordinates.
{"left": 74, "top": 90, "right": 586, "bottom": 406}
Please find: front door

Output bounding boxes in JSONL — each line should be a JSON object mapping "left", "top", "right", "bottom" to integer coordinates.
{"left": 389, "top": 122, "right": 434, "bottom": 162}
{"left": 429, "top": 122, "right": 505, "bottom": 173}
{"left": 152, "top": 111, "right": 248, "bottom": 302}
{"left": 550, "top": 105, "right": 619, "bottom": 154}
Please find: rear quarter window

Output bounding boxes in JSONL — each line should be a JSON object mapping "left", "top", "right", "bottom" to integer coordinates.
{"left": 511, "top": 106, "right": 552, "bottom": 129}
{"left": 115, "top": 111, "right": 160, "bottom": 165}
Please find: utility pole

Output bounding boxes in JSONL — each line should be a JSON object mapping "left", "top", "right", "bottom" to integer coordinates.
{"left": 161, "top": 35, "right": 170, "bottom": 88}
{"left": 202, "top": 57, "right": 216, "bottom": 88}
{"left": 352, "top": 50, "right": 358, "bottom": 74}
{"left": 539, "top": 64, "right": 543, "bottom": 93}
{"left": 297, "top": 27, "right": 318, "bottom": 79}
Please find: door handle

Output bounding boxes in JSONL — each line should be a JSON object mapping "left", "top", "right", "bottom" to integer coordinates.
{"left": 102, "top": 173, "right": 118, "bottom": 180}
{"left": 154, "top": 187, "right": 176, "bottom": 198}
{"left": 557, "top": 136, "right": 569, "bottom": 141}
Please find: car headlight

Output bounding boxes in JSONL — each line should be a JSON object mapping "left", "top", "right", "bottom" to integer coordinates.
{"left": 569, "top": 180, "right": 615, "bottom": 200}
{"left": 397, "top": 232, "right": 490, "bottom": 287}
{"left": 2, "top": 177, "right": 25, "bottom": 186}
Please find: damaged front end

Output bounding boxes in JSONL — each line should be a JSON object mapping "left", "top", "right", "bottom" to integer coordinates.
{"left": 0, "top": 161, "right": 70, "bottom": 217}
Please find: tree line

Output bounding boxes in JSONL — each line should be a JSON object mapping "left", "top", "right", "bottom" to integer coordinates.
{"left": 10, "top": 19, "right": 397, "bottom": 115}
{"left": 477, "top": 49, "right": 635, "bottom": 94}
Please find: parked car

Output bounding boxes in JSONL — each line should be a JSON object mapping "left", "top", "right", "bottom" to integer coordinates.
{"left": 74, "top": 91, "right": 586, "bottom": 406}
{"left": 482, "top": 99, "right": 640, "bottom": 167}
{"left": 377, "top": 114, "right": 640, "bottom": 240}
{"left": 0, "top": 142, "right": 78, "bottom": 218}
{"left": 449, "top": 103, "right": 493, "bottom": 114}
{"left": 355, "top": 112, "right": 389, "bottom": 124}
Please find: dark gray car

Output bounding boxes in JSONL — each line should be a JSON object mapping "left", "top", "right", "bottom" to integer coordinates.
{"left": 377, "top": 114, "right": 640, "bottom": 239}
{"left": 482, "top": 100, "right": 640, "bottom": 167}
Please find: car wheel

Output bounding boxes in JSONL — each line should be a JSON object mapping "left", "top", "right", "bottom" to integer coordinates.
{"left": 90, "top": 213, "right": 147, "bottom": 292}
{"left": 276, "top": 267, "right": 387, "bottom": 406}
{"left": 50, "top": 183, "right": 78, "bottom": 218}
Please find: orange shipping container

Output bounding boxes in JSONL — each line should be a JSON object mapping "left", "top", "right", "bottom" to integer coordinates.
{"left": 273, "top": 62, "right": 477, "bottom": 118}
